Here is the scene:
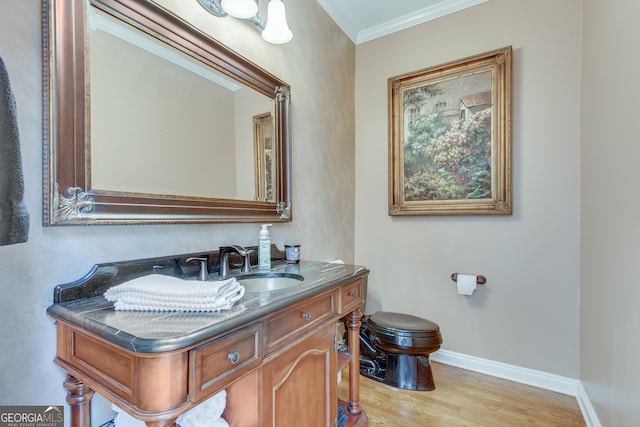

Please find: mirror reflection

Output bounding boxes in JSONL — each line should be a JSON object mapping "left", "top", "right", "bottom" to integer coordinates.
{"left": 89, "top": 8, "right": 274, "bottom": 201}
{"left": 253, "top": 112, "right": 275, "bottom": 201}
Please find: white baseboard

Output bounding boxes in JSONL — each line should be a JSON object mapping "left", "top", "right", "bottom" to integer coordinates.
{"left": 430, "top": 349, "right": 602, "bottom": 427}
{"left": 431, "top": 349, "right": 579, "bottom": 395}
{"left": 576, "top": 382, "right": 603, "bottom": 427}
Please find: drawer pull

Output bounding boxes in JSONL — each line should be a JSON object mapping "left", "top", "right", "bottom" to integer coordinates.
{"left": 302, "top": 312, "right": 311, "bottom": 320}
{"left": 228, "top": 351, "right": 240, "bottom": 364}
{"left": 348, "top": 291, "right": 357, "bottom": 297}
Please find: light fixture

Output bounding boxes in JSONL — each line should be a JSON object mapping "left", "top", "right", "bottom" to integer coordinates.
{"left": 197, "top": 0, "right": 293, "bottom": 44}
{"left": 220, "top": 0, "right": 258, "bottom": 19}
{"left": 261, "top": 0, "right": 292, "bottom": 44}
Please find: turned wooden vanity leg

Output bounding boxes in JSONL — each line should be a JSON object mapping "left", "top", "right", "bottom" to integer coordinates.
{"left": 345, "top": 309, "right": 362, "bottom": 415}
{"left": 63, "top": 375, "right": 95, "bottom": 427}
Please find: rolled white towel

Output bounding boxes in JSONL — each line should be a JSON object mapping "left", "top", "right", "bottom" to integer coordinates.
{"left": 177, "top": 390, "right": 228, "bottom": 427}
{"left": 208, "top": 419, "right": 229, "bottom": 427}
{"left": 111, "top": 406, "right": 145, "bottom": 427}
{"left": 112, "top": 390, "right": 229, "bottom": 427}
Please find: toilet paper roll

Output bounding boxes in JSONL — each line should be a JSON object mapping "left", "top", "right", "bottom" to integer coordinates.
{"left": 457, "top": 274, "right": 477, "bottom": 295}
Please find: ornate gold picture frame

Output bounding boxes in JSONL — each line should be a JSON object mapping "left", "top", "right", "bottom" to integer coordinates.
{"left": 389, "top": 46, "right": 512, "bottom": 216}
{"left": 254, "top": 112, "right": 275, "bottom": 201}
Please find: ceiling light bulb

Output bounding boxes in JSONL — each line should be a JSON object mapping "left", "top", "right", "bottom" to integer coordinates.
{"left": 221, "top": 0, "right": 258, "bottom": 19}
{"left": 261, "top": 0, "right": 293, "bottom": 44}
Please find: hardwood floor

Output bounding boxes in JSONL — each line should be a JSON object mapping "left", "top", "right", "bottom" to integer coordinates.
{"left": 338, "top": 362, "right": 585, "bottom": 427}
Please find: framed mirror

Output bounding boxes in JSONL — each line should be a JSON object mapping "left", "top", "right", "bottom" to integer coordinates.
{"left": 42, "top": 0, "right": 292, "bottom": 225}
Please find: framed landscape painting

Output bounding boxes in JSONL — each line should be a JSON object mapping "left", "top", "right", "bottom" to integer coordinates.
{"left": 388, "top": 46, "right": 512, "bottom": 216}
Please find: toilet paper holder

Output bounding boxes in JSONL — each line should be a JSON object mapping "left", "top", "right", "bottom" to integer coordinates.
{"left": 451, "top": 273, "right": 486, "bottom": 285}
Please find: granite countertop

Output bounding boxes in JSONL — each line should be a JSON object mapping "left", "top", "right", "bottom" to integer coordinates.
{"left": 47, "top": 260, "right": 369, "bottom": 353}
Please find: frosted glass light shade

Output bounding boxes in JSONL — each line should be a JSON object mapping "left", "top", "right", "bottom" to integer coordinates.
{"left": 221, "top": 0, "right": 258, "bottom": 19}
{"left": 261, "top": 0, "right": 293, "bottom": 44}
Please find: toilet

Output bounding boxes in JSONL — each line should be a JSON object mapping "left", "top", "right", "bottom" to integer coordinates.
{"left": 359, "top": 311, "right": 443, "bottom": 391}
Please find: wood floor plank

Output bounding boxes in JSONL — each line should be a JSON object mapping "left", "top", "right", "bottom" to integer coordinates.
{"left": 338, "top": 362, "right": 585, "bottom": 426}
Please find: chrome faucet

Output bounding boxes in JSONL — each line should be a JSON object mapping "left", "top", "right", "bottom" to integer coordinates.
{"left": 218, "top": 245, "right": 253, "bottom": 278}
{"left": 186, "top": 257, "right": 209, "bottom": 281}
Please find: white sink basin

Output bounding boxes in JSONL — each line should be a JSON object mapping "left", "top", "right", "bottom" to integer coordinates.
{"left": 237, "top": 272, "right": 304, "bottom": 292}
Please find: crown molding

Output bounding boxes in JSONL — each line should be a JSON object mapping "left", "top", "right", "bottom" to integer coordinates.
{"left": 318, "top": 0, "right": 489, "bottom": 45}
{"left": 316, "top": 0, "right": 360, "bottom": 43}
{"left": 357, "top": 0, "right": 489, "bottom": 44}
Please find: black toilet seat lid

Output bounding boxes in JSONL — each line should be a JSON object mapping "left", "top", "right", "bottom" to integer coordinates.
{"left": 368, "top": 311, "right": 440, "bottom": 337}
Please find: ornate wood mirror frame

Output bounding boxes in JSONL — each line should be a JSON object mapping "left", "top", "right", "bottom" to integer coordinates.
{"left": 42, "top": 0, "right": 292, "bottom": 225}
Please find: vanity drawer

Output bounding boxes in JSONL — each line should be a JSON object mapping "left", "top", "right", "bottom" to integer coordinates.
{"left": 265, "top": 292, "right": 336, "bottom": 354}
{"left": 189, "top": 323, "right": 261, "bottom": 403}
{"left": 340, "top": 278, "right": 364, "bottom": 314}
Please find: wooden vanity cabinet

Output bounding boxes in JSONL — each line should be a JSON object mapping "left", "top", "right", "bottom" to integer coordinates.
{"left": 257, "top": 283, "right": 367, "bottom": 427}
{"left": 340, "top": 278, "right": 364, "bottom": 314}
{"left": 52, "top": 277, "right": 367, "bottom": 427}
{"left": 261, "top": 320, "right": 337, "bottom": 427}
{"left": 264, "top": 290, "right": 336, "bottom": 354}
{"left": 190, "top": 322, "right": 262, "bottom": 403}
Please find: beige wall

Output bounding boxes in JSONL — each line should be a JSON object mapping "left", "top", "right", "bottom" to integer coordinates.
{"left": 355, "top": 0, "right": 582, "bottom": 377}
{"left": 581, "top": 0, "right": 640, "bottom": 425}
{"left": 0, "top": 0, "right": 354, "bottom": 423}
{"left": 4, "top": 0, "right": 639, "bottom": 425}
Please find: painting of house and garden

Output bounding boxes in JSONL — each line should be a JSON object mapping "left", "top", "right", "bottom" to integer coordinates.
{"left": 402, "top": 70, "right": 492, "bottom": 201}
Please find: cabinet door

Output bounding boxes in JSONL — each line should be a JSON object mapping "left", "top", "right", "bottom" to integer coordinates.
{"left": 262, "top": 321, "right": 337, "bottom": 427}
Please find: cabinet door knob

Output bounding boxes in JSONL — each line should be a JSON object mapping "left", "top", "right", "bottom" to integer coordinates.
{"left": 228, "top": 351, "right": 240, "bottom": 364}
{"left": 302, "top": 312, "right": 311, "bottom": 320}
{"left": 348, "top": 291, "right": 357, "bottom": 297}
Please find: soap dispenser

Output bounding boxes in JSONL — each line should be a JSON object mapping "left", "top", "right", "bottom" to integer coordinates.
{"left": 258, "top": 224, "right": 272, "bottom": 270}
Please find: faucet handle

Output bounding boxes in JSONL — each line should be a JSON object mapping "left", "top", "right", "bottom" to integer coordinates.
{"left": 241, "top": 249, "right": 254, "bottom": 273}
{"left": 218, "top": 245, "right": 251, "bottom": 277}
{"left": 186, "top": 257, "right": 209, "bottom": 281}
{"left": 220, "top": 245, "right": 249, "bottom": 256}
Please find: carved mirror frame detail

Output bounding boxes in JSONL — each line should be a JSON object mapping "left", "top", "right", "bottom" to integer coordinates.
{"left": 42, "top": 0, "right": 292, "bottom": 225}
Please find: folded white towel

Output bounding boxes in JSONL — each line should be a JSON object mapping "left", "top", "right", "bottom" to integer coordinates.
{"left": 109, "top": 280, "right": 242, "bottom": 305}
{"left": 104, "top": 275, "right": 244, "bottom": 312}
{"left": 105, "top": 275, "right": 238, "bottom": 298}
{"left": 111, "top": 287, "right": 245, "bottom": 312}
